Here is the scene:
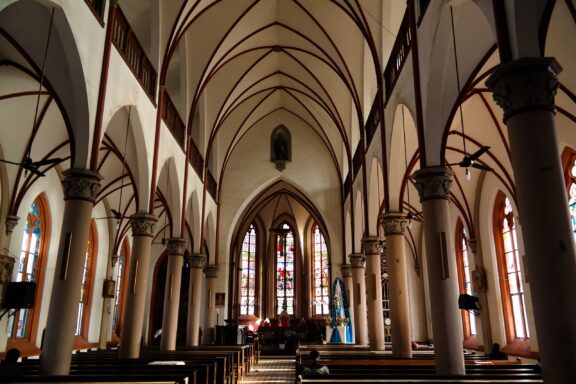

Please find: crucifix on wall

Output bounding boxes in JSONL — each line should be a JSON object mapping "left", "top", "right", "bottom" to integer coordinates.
{"left": 271, "top": 125, "right": 291, "bottom": 171}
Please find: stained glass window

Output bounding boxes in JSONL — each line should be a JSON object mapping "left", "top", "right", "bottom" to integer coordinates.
{"left": 381, "top": 245, "right": 391, "bottom": 343}
{"left": 495, "top": 194, "right": 530, "bottom": 339}
{"left": 112, "top": 240, "right": 128, "bottom": 335}
{"left": 311, "top": 224, "right": 329, "bottom": 315}
{"left": 7, "top": 195, "right": 47, "bottom": 340}
{"left": 568, "top": 159, "right": 576, "bottom": 238}
{"left": 456, "top": 221, "right": 476, "bottom": 336}
{"left": 240, "top": 224, "right": 257, "bottom": 316}
{"left": 276, "top": 223, "right": 295, "bottom": 315}
{"left": 75, "top": 222, "right": 96, "bottom": 337}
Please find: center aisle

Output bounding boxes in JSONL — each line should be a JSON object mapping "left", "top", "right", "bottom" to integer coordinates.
{"left": 244, "top": 355, "right": 296, "bottom": 384}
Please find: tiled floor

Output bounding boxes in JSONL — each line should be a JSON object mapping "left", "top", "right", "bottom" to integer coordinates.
{"left": 244, "top": 356, "right": 296, "bottom": 383}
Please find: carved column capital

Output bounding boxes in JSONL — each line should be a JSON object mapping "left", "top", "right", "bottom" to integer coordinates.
{"left": 0, "top": 253, "right": 15, "bottom": 284}
{"left": 361, "top": 236, "right": 381, "bottom": 255}
{"left": 468, "top": 238, "right": 478, "bottom": 255}
{"left": 187, "top": 253, "right": 207, "bottom": 269}
{"left": 341, "top": 264, "right": 353, "bottom": 277}
{"left": 204, "top": 264, "right": 219, "bottom": 278}
{"left": 166, "top": 237, "right": 186, "bottom": 256}
{"left": 412, "top": 166, "right": 453, "bottom": 201}
{"left": 349, "top": 253, "right": 366, "bottom": 269}
{"left": 61, "top": 168, "right": 102, "bottom": 202}
{"left": 379, "top": 212, "right": 409, "bottom": 235}
{"left": 129, "top": 212, "right": 158, "bottom": 237}
{"left": 5, "top": 215, "right": 19, "bottom": 235}
{"left": 486, "top": 57, "right": 562, "bottom": 122}
{"left": 111, "top": 254, "right": 120, "bottom": 268}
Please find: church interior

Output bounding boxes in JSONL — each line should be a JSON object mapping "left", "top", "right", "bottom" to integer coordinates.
{"left": 0, "top": 0, "right": 575, "bottom": 383}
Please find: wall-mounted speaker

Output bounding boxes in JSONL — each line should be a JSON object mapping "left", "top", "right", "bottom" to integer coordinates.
{"left": 2, "top": 281, "right": 36, "bottom": 309}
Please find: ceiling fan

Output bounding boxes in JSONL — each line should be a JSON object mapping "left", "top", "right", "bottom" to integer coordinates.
{"left": 447, "top": 145, "right": 492, "bottom": 172}
{"left": 446, "top": 6, "right": 492, "bottom": 180}
{"left": 0, "top": 157, "right": 63, "bottom": 177}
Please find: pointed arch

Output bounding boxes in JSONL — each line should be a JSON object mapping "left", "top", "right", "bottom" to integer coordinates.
{"left": 6, "top": 193, "right": 50, "bottom": 353}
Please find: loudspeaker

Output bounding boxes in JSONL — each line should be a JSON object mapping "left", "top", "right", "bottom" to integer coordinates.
{"left": 2, "top": 281, "right": 36, "bottom": 309}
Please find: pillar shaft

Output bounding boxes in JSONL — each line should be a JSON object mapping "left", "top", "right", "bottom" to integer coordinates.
{"left": 341, "top": 264, "right": 355, "bottom": 343}
{"left": 160, "top": 238, "right": 186, "bottom": 350}
{"left": 362, "top": 237, "right": 385, "bottom": 350}
{"left": 467, "top": 240, "right": 493, "bottom": 354}
{"left": 413, "top": 167, "right": 465, "bottom": 375}
{"left": 40, "top": 169, "right": 102, "bottom": 375}
{"left": 487, "top": 58, "right": 576, "bottom": 384}
{"left": 350, "top": 253, "right": 368, "bottom": 346}
{"left": 380, "top": 213, "right": 412, "bottom": 358}
{"left": 186, "top": 253, "right": 206, "bottom": 346}
{"left": 204, "top": 265, "right": 219, "bottom": 345}
{"left": 98, "top": 253, "right": 119, "bottom": 349}
{"left": 119, "top": 212, "right": 157, "bottom": 358}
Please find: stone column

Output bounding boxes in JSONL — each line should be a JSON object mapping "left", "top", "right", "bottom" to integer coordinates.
{"left": 362, "top": 236, "right": 385, "bottom": 350}
{"left": 186, "top": 253, "right": 206, "bottom": 346}
{"left": 341, "top": 264, "right": 355, "bottom": 343}
{"left": 467, "top": 239, "right": 492, "bottom": 354}
{"left": 350, "top": 253, "right": 368, "bottom": 346}
{"left": 160, "top": 238, "right": 186, "bottom": 350}
{"left": 487, "top": 58, "right": 576, "bottom": 384}
{"left": 119, "top": 212, "right": 157, "bottom": 358}
{"left": 413, "top": 166, "right": 465, "bottom": 375}
{"left": 98, "top": 253, "right": 119, "bottom": 349}
{"left": 380, "top": 213, "right": 413, "bottom": 358}
{"left": 204, "top": 264, "right": 219, "bottom": 345}
{"left": 40, "top": 169, "right": 102, "bottom": 375}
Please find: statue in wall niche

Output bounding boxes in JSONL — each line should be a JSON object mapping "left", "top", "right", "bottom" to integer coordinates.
{"left": 270, "top": 125, "right": 291, "bottom": 171}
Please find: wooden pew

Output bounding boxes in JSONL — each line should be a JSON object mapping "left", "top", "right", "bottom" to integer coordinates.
{"left": 99, "top": 349, "right": 236, "bottom": 384}
{"left": 6, "top": 375, "right": 189, "bottom": 384}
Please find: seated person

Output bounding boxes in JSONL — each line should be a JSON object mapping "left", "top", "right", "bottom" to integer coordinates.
{"left": 488, "top": 343, "right": 509, "bottom": 360}
{"left": 303, "top": 349, "right": 329, "bottom": 374}
{"left": 0, "top": 348, "right": 22, "bottom": 377}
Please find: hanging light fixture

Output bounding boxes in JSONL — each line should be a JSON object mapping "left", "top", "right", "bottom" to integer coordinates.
{"left": 401, "top": 106, "right": 413, "bottom": 228}
{"left": 445, "top": 6, "right": 492, "bottom": 180}
{"left": 0, "top": 8, "right": 63, "bottom": 176}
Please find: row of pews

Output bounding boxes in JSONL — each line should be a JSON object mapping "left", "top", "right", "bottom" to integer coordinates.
{"left": 296, "top": 346, "right": 543, "bottom": 384}
{"left": 5, "top": 344, "right": 255, "bottom": 384}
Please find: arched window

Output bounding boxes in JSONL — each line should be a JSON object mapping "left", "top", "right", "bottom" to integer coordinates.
{"left": 240, "top": 224, "right": 257, "bottom": 316}
{"left": 562, "top": 148, "right": 576, "bottom": 239}
{"left": 6, "top": 194, "right": 49, "bottom": 344}
{"left": 311, "top": 224, "right": 329, "bottom": 316}
{"left": 494, "top": 192, "right": 530, "bottom": 341}
{"left": 455, "top": 219, "right": 476, "bottom": 337}
{"left": 381, "top": 245, "right": 391, "bottom": 343}
{"left": 112, "top": 239, "right": 129, "bottom": 336}
{"left": 76, "top": 221, "right": 97, "bottom": 337}
{"left": 276, "top": 223, "right": 295, "bottom": 315}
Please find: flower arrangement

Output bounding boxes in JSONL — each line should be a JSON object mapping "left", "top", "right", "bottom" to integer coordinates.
{"left": 336, "top": 316, "right": 349, "bottom": 326}
{"left": 325, "top": 316, "right": 333, "bottom": 326}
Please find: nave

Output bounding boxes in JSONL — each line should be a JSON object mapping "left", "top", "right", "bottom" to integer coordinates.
{"left": 1, "top": 1, "right": 576, "bottom": 384}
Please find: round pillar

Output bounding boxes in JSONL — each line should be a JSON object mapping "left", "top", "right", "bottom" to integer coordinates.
{"left": 362, "top": 236, "right": 385, "bottom": 350}
{"left": 41, "top": 168, "right": 102, "bottom": 375}
{"left": 341, "top": 264, "right": 355, "bottom": 343}
{"left": 380, "top": 213, "right": 412, "bottom": 357}
{"left": 119, "top": 212, "right": 157, "bottom": 358}
{"left": 160, "top": 238, "right": 186, "bottom": 350}
{"left": 204, "top": 264, "right": 219, "bottom": 344}
{"left": 413, "top": 166, "right": 465, "bottom": 375}
{"left": 487, "top": 58, "right": 576, "bottom": 383}
{"left": 186, "top": 253, "right": 206, "bottom": 346}
{"left": 350, "top": 253, "right": 368, "bottom": 346}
